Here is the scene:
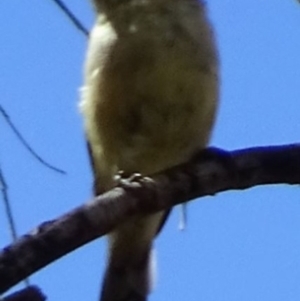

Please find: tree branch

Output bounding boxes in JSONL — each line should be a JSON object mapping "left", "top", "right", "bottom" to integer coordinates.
{"left": 1, "top": 144, "right": 299, "bottom": 293}
{"left": 50, "top": 0, "right": 89, "bottom": 37}
{"left": 2, "top": 286, "right": 46, "bottom": 301}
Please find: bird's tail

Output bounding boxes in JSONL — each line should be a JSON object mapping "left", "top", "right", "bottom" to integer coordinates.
{"left": 99, "top": 211, "right": 168, "bottom": 301}
{"left": 99, "top": 243, "right": 153, "bottom": 301}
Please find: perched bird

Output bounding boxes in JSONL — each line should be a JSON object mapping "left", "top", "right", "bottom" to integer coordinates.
{"left": 80, "top": 0, "right": 219, "bottom": 300}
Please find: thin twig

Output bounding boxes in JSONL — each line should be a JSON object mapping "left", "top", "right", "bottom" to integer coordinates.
{"left": 0, "top": 164, "right": 17, "bottom": 242}
{"left": 0, "top": 105, "right": 66, "bottom": 174}
{"left": 0, "top": 163, "right": 30, "bottom": 287}
{"left": 50, "top": 0, "right": 89, "bottom": 37}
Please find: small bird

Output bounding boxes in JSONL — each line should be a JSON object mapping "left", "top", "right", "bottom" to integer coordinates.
{"left": 80, "top": 0, "right": 219, "bottom": 300}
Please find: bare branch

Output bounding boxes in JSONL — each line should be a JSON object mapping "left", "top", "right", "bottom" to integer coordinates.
{"left": 0, "top": 163, "right": 18, "bottom": 242}
{"left": 2, "top": 286, "right": 46, "bottom": 301}
{"left": 0, "top": 105, "right": 66, "bottom": 175}
{"left": 0, "top": 164, "right": 31, "bottom": 288}
{"left": 50, "top": 0, "right": 89, "bottom": 37}
{"left": 0, "top": 144, "right": 299, "bottom": 294}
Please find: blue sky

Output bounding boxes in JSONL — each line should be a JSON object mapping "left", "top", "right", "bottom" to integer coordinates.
{"left": 1, "top": 1, "right": 300, "bottom": 300}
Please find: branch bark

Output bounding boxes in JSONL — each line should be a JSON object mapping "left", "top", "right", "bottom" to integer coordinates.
{"left": 1, "top": 145, "right": 300, "bottom": 294}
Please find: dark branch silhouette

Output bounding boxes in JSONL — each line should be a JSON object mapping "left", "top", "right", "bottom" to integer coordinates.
{"left": 0, "top": 105, "right": 66, "bottom": 174}
{"left": 0, "top": 164, "right": 31, "bottom": 289}
{"left": 50, "top": 0, "right": 89, "bottom": 36}
{"left": 0, "top": 144, "right": 299, "bottom": 294}
{"left": 2, "top": 286, "right": 46, "bottom": 301}
{"left": 0, "top": 164, "right": 18, "bottom": 242}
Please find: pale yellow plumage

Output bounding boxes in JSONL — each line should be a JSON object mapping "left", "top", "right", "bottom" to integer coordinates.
{"left": 80, "top": 0, "right": 219, "bottom": 300}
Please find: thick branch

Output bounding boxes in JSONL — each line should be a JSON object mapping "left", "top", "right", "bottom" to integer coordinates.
{"left": 0, "top": 145, "right": 299, "bottom": 293}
